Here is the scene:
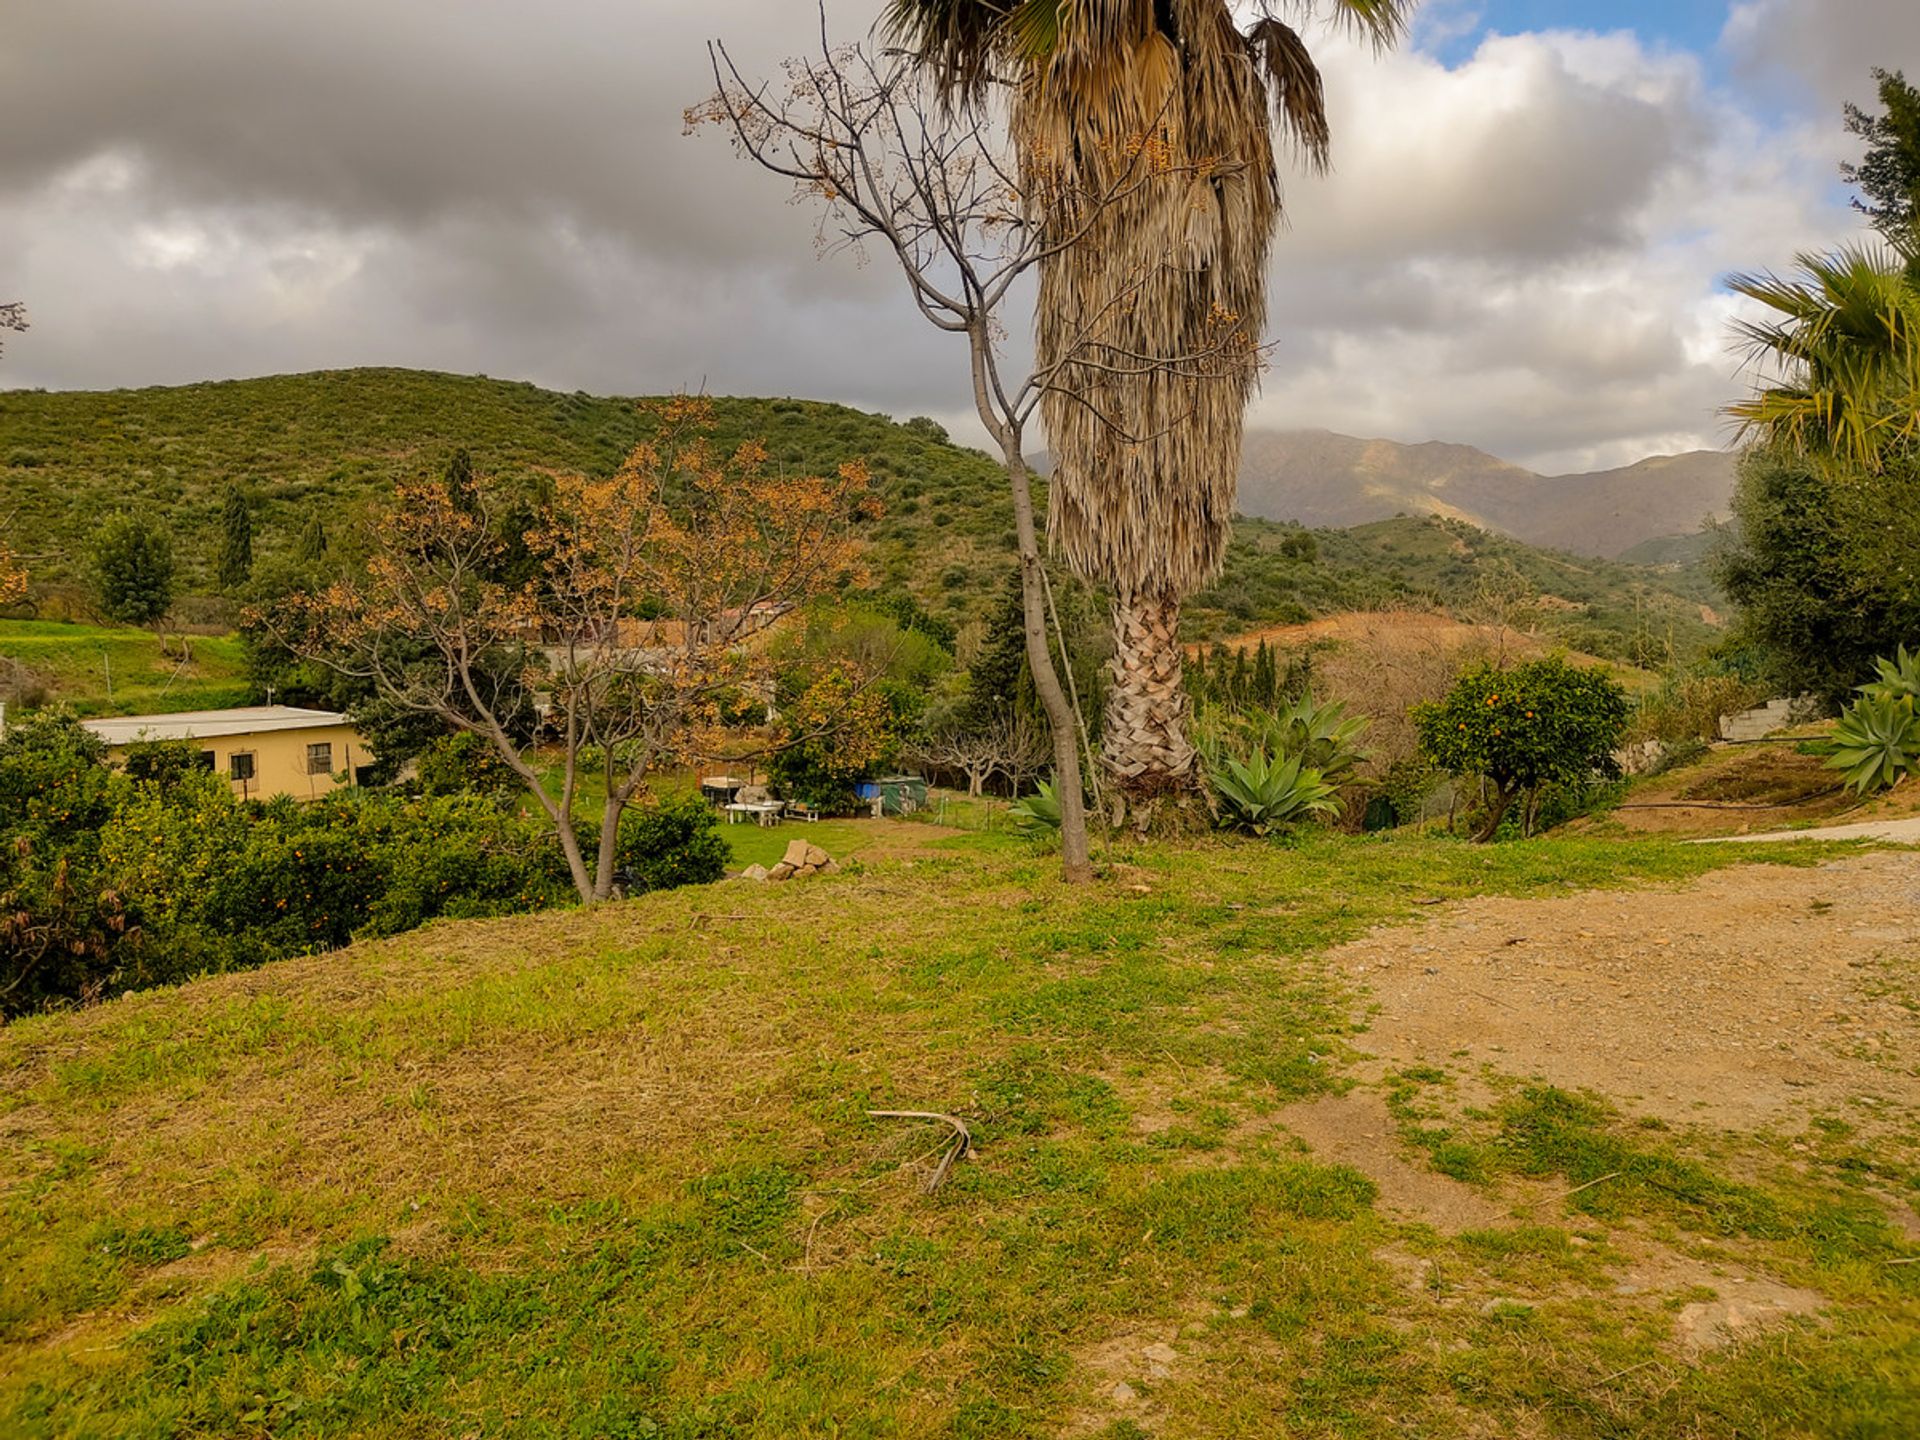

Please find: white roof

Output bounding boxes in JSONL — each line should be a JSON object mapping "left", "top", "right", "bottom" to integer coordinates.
{"left": 82, "top": 706, "right": 352, "bottom": 746}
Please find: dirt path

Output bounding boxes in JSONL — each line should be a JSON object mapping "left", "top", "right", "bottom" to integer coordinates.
{"left": 1324, "top": 851, "right": 1920, "bottom": 1133}
{"left": 1698, "top": 815, "right": 1920, "bottom": 845}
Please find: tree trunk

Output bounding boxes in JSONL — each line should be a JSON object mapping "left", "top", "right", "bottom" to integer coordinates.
{"left": 594, "top": 805, "right": 622, "bottom": 902}
{"left": 1103, "top": 588, "right": 1196, "bottom": 814}
{"left": 1473, "top": 783, "right": 1520, "bottom": 843}
{"left": 1002, "top": 449, "right": 1093, "bottom": 883}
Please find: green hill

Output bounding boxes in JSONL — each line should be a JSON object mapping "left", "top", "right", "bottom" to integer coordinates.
{"left": 1, "top": 369, "right": 1720, "bottom": 660}
{"left": 0, "top": 369, "right": 1017, "bottom": 624}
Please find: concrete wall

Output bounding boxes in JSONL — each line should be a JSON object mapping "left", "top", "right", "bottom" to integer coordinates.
{"left": 1718, "top": 696, "right": 1822, "bottom": 743}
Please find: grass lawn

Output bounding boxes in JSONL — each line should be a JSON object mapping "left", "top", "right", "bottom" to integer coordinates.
{"left": 0, "top": 620, "right": 252, "bottom": 717}
{"left": 2, "top": 830, "right": 1915, "bottom": 1437}
{"left": 719, "top": 817, "right": 885, "bottom": 871}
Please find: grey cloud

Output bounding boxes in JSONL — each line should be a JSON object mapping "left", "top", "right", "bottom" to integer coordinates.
{"left": 0, "top": 1, "right": 1896, "bottom": 476}
{"left": 1723, "top": 0, "right": 1920, "bottom": 114}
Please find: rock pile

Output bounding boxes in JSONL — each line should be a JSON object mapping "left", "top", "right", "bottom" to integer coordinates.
{"left": 738, "top": 839, "right": 839, "bottom": 883}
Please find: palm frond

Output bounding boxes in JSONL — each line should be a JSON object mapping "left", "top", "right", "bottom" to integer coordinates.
{"left": 1246, "top": 17, "right": 1330, "bottom": 171}
{"left": 1725, "top": 241, "right": 1920, "bottom": 471}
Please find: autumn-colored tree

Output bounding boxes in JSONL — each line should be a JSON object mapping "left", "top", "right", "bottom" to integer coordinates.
{"left": 0, "top": 533, "right": 24, "bottom": 608}
{"left": 273, "top": 401, "right": 874, "bottom": 902}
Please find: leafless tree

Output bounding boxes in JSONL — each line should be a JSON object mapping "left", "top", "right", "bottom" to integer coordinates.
{"left": 693, "top": 15, "right": 1259, "bottom": 880}
{"left": 915, "top": 710, "right": 1051, "bottom": 798}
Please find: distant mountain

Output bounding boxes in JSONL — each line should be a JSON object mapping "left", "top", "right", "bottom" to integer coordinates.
{"left": 1234, "top": 429, "right": 1737, "bottom": 559}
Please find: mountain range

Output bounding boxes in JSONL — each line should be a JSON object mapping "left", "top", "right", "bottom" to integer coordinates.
{"left": 1233, "top": 430, "right": 1737, "bottom": 559}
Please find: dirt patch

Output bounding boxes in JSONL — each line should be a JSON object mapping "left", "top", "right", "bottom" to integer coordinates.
{"left": 1675, "top": 749, "right": 1840, "bottom": 806}
{"left": 1330, "top": 852, "right": 1920, "bottom": 1132}
{"left": 1276, "top": 1091, "right": 1509, "bottom": 1232}
{"left": 1063, "top": 1330, "right": 1186, "bottom": 1436}
{"left": 1606, "top": 742, "right": 1920, "bottom": 837}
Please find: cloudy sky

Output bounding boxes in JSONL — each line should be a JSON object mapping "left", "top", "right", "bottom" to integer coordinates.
{"left": 1, "top": 0, "right": 1914, "bottom": 472}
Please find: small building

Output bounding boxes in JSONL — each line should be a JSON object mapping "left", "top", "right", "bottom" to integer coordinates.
{"left": 854, "top": 774, "right": 930, "bottom": 817}
{"left": 81, "top": 706, "right": 374, "bottom": 801}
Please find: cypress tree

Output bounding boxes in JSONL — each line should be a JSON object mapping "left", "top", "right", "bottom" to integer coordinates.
{"left": 217, "top": 484, "right": 253, "bottom": 590}
{"left": 296, "top": 510, "right": 329, "bottom": 564}
{"left": 1253, "top": 640, "right": 1278, "bottom": 710}
{"left": 445, "top": 448, "right": 478, "bottom": 514}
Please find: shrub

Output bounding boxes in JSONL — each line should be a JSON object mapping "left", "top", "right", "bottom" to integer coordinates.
{"left": 415, "top": 731, "right": 519, "bottom": 797}
{"left": 613, "top": 794, "right": 730, "bottom": 892}
{"left": 1208, "top": 749, "right": 1341, "bottom": 836}
{"left": 1412, "top": 657, "right": 1631, "bottom": 842}
{"left": 7, "top": 741, "right": 731, "bottom": 1015}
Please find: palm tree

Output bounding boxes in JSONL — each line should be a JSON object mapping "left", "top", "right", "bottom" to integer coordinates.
{"left": 1727, "top": 243, "right": 1920, "bottom": 473}
{"left": 885, "top": 0, "right": 1411, "bottom": 806}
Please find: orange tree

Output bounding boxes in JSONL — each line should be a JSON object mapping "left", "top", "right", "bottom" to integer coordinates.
{"left": 1412, "top": 657, "right": 1631, "bottom": 842}
{"left": 272, "top": 400, "right": 876, "bottom": 902}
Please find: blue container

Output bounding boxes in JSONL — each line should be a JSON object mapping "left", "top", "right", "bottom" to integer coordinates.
{"left": 854, "top": 781, "right": 882, "bottom": 801}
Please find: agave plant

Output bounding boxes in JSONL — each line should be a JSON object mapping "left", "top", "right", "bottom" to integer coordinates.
{"left": 1007, "top": 779, "right": 1064, "bottom": 833}
{"left": 1862, "top": 644, "right": 1920, "bottom": 702}
{"left": 1821, "top": 691, "right": 1920, "bottom": 793}
{"left": 1257, "top": 694, "right": 1370, "bottom": 781}
{"left": 1208, "top": 748, "right": 1341, "bottom": 836}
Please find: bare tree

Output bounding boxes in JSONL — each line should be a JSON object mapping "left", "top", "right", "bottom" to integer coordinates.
{"left": 915, "top": 710, "right": 1051, "bottom": 798}
{"left": 271, "top": 402, "right": 873, "bottom": 903}
{"left": 693, "top": 16, "right": 1259, "bottom": 881}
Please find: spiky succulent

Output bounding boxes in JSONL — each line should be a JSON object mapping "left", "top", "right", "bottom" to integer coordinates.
{"left": 1822, "top": 691, "right": 1920, "bottom": 793}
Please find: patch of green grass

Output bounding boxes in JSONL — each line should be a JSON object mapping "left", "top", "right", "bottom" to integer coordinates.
{"left": 1, "top": 831, "right": 1914, "bottom": 1437}
{"left": 0, "top": 620, "right": 251, "bottom": 716}
{"left": 719, "top": 818, "right": 877, "bottom": 871}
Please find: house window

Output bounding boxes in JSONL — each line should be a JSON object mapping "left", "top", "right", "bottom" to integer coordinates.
{"left": 194, "top": 751, "right": 216, "bottom": 772}
{"left": 230, "top": 752, "right": 256, "bottom": 782}
{"left": 306, "top": 742, "right": 334, "bottom": 776}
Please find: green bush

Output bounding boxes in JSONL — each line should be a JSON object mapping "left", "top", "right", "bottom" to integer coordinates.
{"left": 4, "top": 733, "right": 729, "bottom": 1015}
{"left": 1412, "top": 657, "right": 1631, "bottom": 842}
{"left": 415, "top": 731, "right": 519, "bottom": 797}
{"left": 611, "top": 794, "right": 731, "bottom": 892}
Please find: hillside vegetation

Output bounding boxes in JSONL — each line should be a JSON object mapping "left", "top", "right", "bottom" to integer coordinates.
{"left": 2, "top": 370, "right": 1721, "bottom": 658}
{"left": 1193, "top": 515, "right": 1722, "bottom": 661}
{"left": 3, "top": 830, "right": 1914, "bottom": 1438}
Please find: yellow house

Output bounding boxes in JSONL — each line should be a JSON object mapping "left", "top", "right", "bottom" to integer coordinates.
{"left": 82, "top": 706, "right": 374, "bottom": 801}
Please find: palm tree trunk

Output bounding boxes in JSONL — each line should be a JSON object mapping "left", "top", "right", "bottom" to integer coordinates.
{"left": 1103, "top": 588, "right": 1196, "bottom": 799}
